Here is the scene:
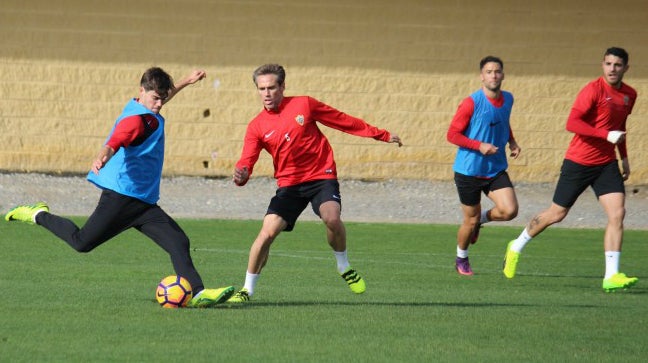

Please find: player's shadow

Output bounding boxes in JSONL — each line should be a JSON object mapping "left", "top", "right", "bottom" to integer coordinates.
{"left": 219, "top": 301, "right": 602, "bottom": 309}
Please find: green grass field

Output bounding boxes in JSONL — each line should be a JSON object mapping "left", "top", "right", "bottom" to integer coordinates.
{"left": 1, "top": 218, "right": 646, "bottom": 362}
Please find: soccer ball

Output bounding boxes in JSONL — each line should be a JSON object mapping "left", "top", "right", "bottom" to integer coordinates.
{"left": 156, "top": 275, "right": 193, "bottom": 308}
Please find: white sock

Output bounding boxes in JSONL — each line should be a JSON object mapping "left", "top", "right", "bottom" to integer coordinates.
{"left": 456, "top": 246, "right": 468, "bottom": 259}
{"left": 243, "top": 272, "right": 259, "bottom": 296}
{"left": 604, "top": 251, "right": 620, "bottom": 279}
{"left": 480, "top": 209, "right": 489, "bottom": 224}
{"left": 510, "top": 228, "right": 532, "bottom": 252}
{"left": 334, "top": 250, "right": 350, "bottom": 274}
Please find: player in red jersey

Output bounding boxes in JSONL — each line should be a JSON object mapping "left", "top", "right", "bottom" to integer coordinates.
{"left": 227, "top": 64, "right": 402, "bottom": 302}
{"left": 503, "top": 47, "right": 639, "bottom": 292}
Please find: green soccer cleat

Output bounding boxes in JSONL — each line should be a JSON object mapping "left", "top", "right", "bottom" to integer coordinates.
{"left": 226, "top": 288, "right": 251, "bottom": 303}
{"left": 341, "top": 268, "right": 366, "bottom": 294}
{"left": 503, "top": 240, "right": 520, "bottom": 279}
{"left": 602, "top": 273, "right": 639, "bottom": 293}
{"left": 5, "top": 202, "right": 49, "bottom": 224}
{"left": 187, "top": 286, "right": 235, "bottom": 308}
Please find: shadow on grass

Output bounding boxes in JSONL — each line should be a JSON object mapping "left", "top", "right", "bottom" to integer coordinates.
{"left": 217, "top": 301, "right": 602, "bottom": 309}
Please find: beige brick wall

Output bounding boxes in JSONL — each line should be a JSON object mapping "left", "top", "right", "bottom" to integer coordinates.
{"left": 1, "top": 0, "right": 646, "bottom": 184}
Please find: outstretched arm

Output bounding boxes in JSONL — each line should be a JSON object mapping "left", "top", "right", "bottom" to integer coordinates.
{"left": 164, "top": 70, "right": 207, "bottom": 104}
{"left": 308, "top": 97, "right": 399, "bottom": 145}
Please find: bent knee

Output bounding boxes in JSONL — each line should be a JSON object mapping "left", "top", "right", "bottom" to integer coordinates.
{"left": 321, "top": 215, "right": 343, "bottom": 230}
{"left": 258, "top": 229, "right": 280, "bottom": 243}
{"left": 70, "top": 237, "right": 99, "bottom": 253}
{"left": 75, "top": 244, "right": 95, "bottom": 253}
{"left": 548, "top": 209, "right": 568, "bottom": 224}
{"left": 491, "top": 206, "right": 518, "bottom": 222}
{"left": 502, "top": 208, "right": 518, "bottom": 221}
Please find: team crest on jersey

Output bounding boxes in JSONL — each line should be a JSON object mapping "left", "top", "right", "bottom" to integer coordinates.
{"left": 295, "top": 114, "right": 305, "bottom": 126}
{"left": 624, "top": 95, "right": 630, "bottom": 106}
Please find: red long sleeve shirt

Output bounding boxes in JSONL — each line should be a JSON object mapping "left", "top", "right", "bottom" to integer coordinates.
{"left": 564, "top": 77, "right": 636, "bottom": 165}
{"left": 236, "top": 96, "right": 392, "bottom": 187}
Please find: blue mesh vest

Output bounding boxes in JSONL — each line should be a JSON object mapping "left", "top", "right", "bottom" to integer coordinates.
{"left": 452, "top": 89, "right": 513, "bottom": 178}
{"left": 87, "top": 99, "right": 165, "bottom": 204}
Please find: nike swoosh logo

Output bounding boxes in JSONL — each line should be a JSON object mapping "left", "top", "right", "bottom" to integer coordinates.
{"left": 264, "top": 131, "right": 275, "bottom": 139}
{"left": 489, "top": 122, "right": 500, "bottom": 126}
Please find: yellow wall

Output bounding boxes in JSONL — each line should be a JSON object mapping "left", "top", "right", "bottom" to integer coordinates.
{"left": 1, "top": 0, "right": 647, "bottom": 184}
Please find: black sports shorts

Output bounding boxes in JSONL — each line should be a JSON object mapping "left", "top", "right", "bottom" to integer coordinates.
{"left": 552, "top": 159, "right": 624, "bottom": 208}
{"left": 454, "top": 171, "right": 513, "bottom": 206}
{"left": 267, "top": 179, "right": 341, "bottom": 232}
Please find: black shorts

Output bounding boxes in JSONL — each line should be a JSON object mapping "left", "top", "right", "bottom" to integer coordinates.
{"left": 267, "top": 179, "right": 341, "bottom": 232}
{"left": 552, "top": 159, "right": 625, "bottom": 208}
{"left": 454, "top": 171, "right": 513, "bottom": 206}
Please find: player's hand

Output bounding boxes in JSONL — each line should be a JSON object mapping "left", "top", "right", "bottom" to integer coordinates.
{"left": 479, "top": 143, "right": 498, "bottom": 155}
{"left": 90, "top": 158, "right": 104, "bottom": 175}
{"left": 509, "top": 140, "right": 521, "bottom": 159}
{"left": 389, "top": 133, "right": 403, "bottom": 147}
{"left": 233, "top": 166, "right": 249, "bottom": 186}
{"left": 91, "top": 154, "right": 110, "bottom": 175}
{"left": 607, "top": 130, "right": 626, "bottom": 144}
{"left": 621, "top": 157, "right": 631, "bottom": 181}
{"left": 185, "top": 70, "right": 206, "bottom": 85}
{"left": 90, "top": 146, "right": 114, "bottom": 175}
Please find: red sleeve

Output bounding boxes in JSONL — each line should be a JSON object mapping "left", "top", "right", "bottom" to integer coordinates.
{"left": 234, "top": 119, "right": 263, "bottom": 185}
{"left": 105, "top": 115, "right": 146, "bottom": 151}
{"left": 446, "top": 97, "right": 481, "bottom": 150}
{"left": 565, "top": 108, "right": 608, "bottom": 139}
{"left": 565, "top": 87, "right": 608, "bottom": 139}
{"left": 308, "top": 97, "right": 391, "bottom": 142}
